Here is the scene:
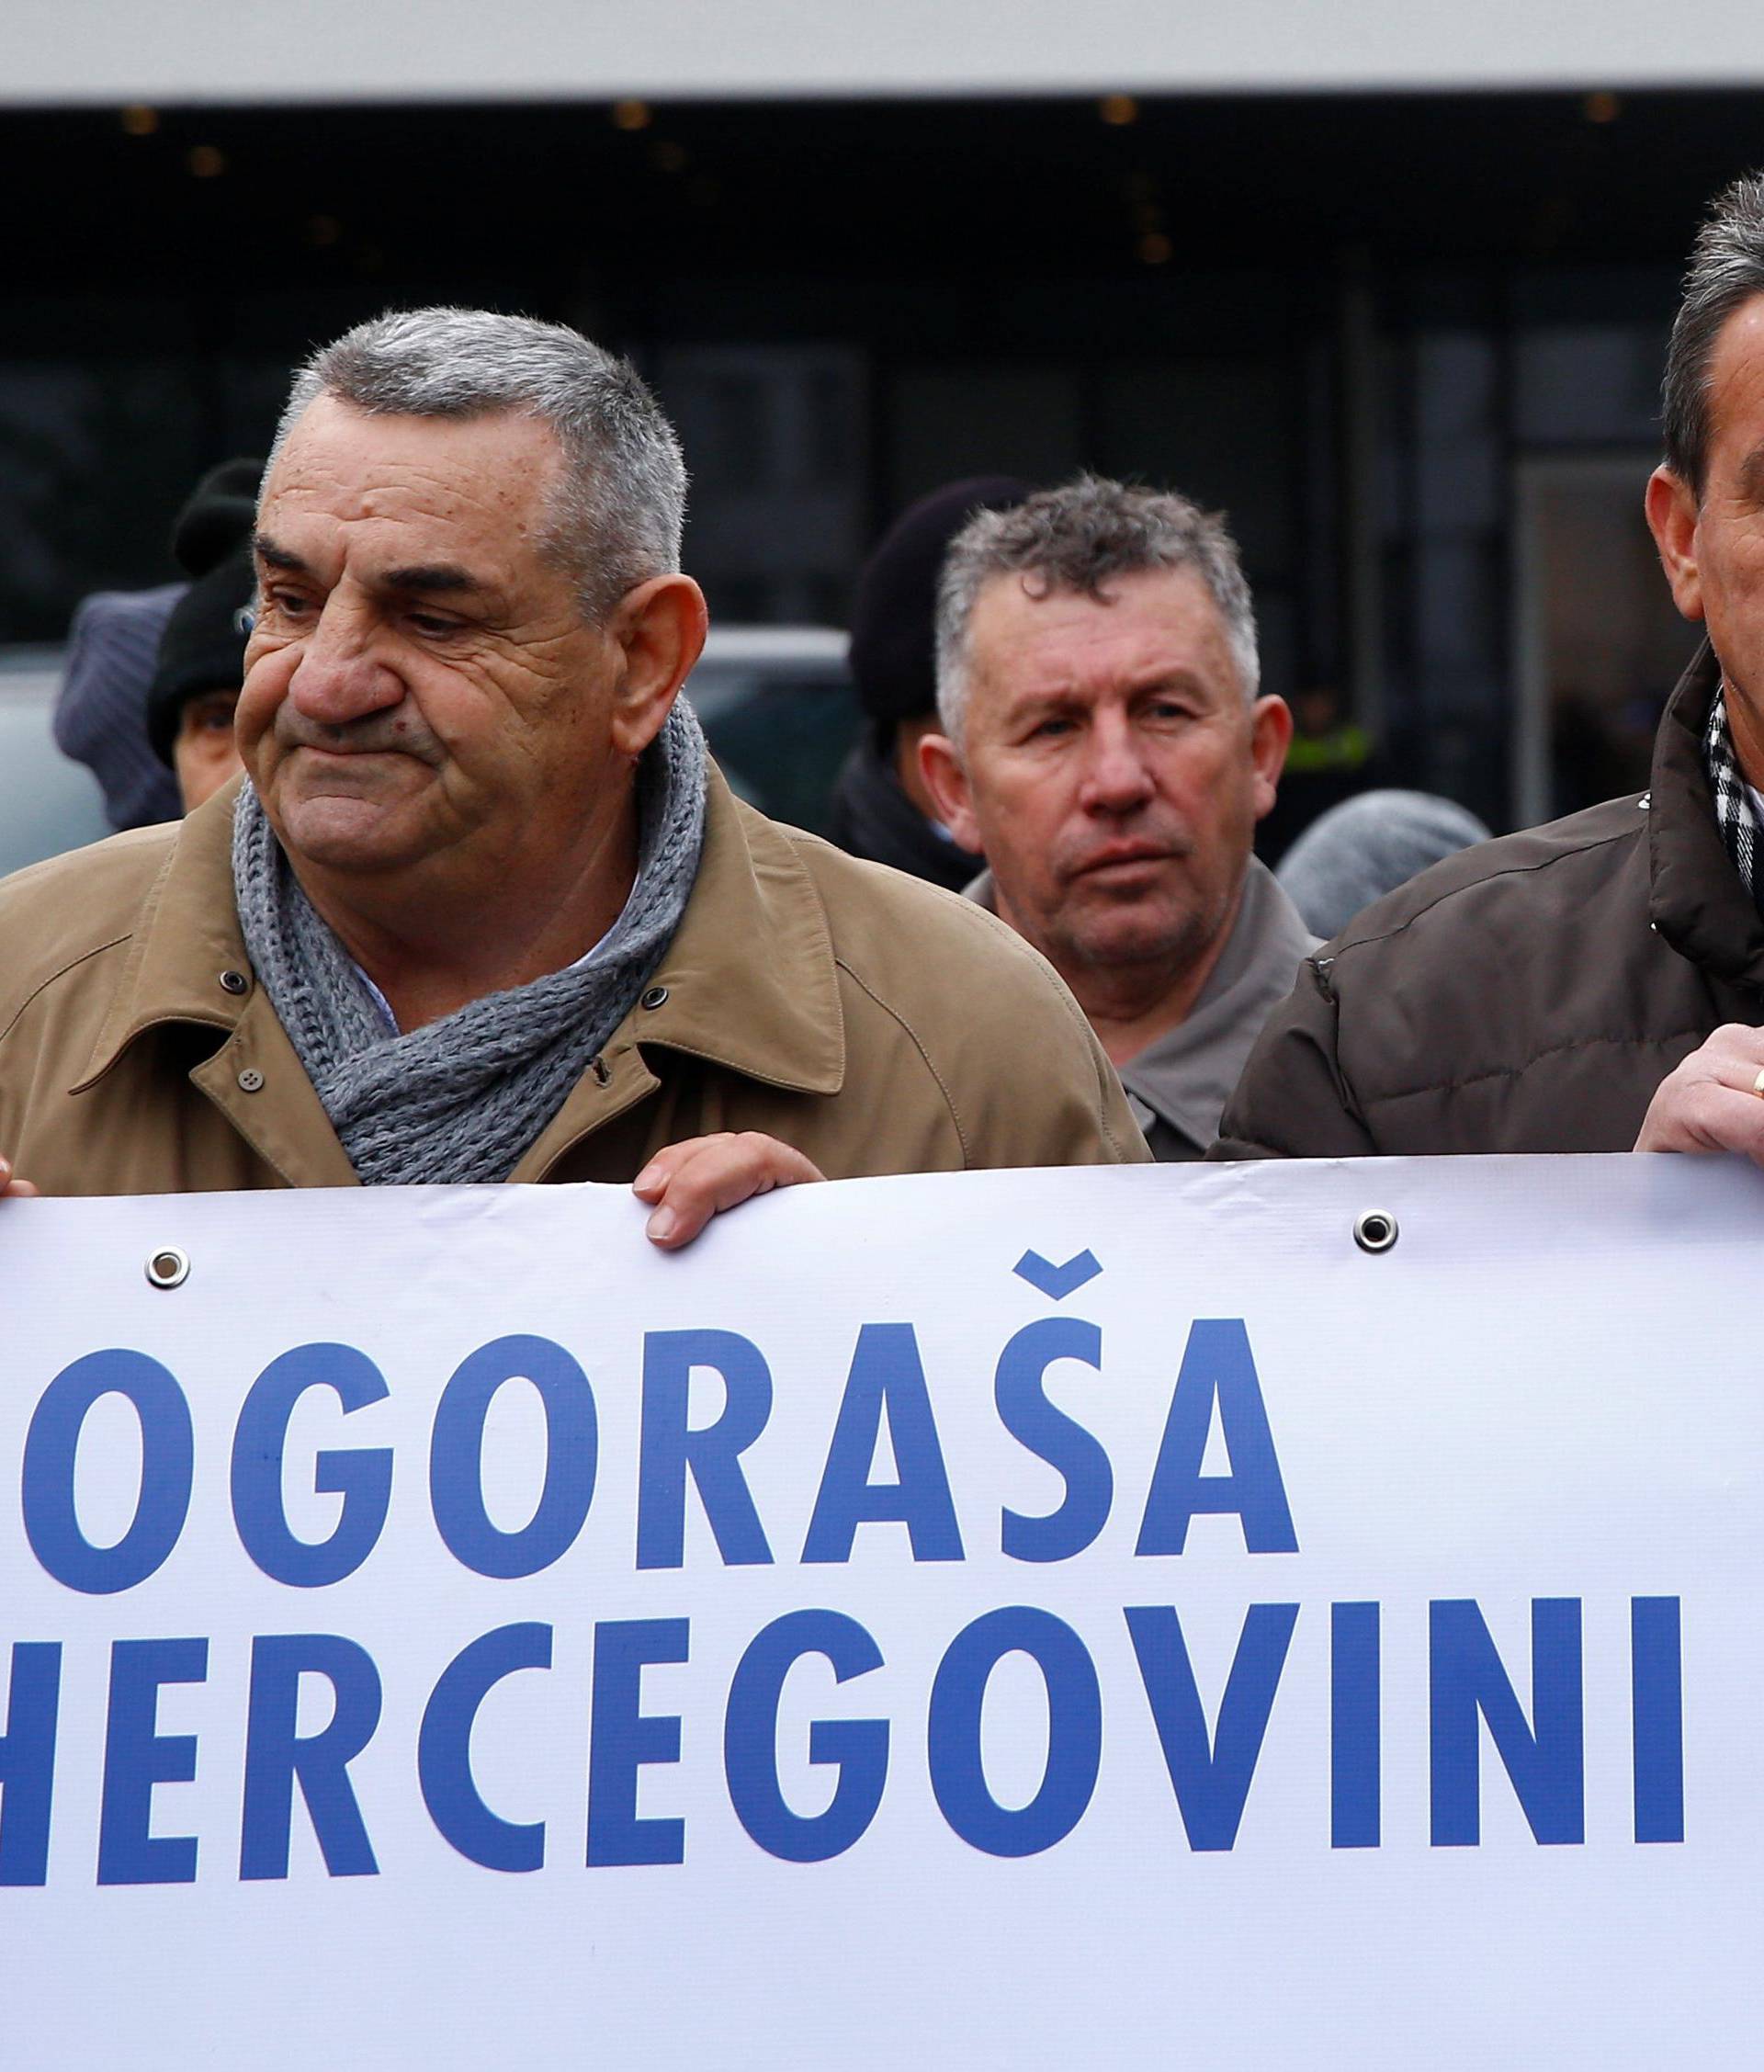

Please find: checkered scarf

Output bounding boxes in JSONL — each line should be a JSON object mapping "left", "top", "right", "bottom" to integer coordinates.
{"left": 1704, "top": 687, "right": 1761, "bottom": 900}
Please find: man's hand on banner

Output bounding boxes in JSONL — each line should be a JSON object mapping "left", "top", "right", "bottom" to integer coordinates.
{"left": 632, "top": 1132, "right": 826, "bottom": 1248}
{"left": 1634, "top": 1024, "right": 1764, "bottom": 1162}
{"left": 0, "top": 1142, "right": 822, "bottom": 1224}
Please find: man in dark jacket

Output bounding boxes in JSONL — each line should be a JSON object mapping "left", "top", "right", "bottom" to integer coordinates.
{"left": 1219, "top": 170, "right": 1764, "bottom": 1164}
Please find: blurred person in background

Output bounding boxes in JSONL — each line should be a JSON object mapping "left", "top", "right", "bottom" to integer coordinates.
{"left": 1253, "top": 679, "right": 1387, "bottom": 863}
{"left": 1220, "top": 170, "right": 1764, "bottom": 1165}
{"left": 0, "top": 310, "right": 1145, "bottom": 1219}
{"left": 1275, "top": 788, "right": 1491, "bottom": 939}
{"left": 53, "top": 458, "right": 261, "bottom": 828}
{"left": 921, "top": 477, "right": 1315, "bottom": 1161}
{"left": 54, "top": 582, "right": 184, "bottom": 831}
{"left": 828, "top": 475, "right": 1028, "bottom": 889}
{"left": 145, "top": 458, "right": 260, "bottom": 812}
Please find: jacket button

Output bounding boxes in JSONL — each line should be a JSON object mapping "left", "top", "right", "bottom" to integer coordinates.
{"left": 220, "top": 969, "right": 250, "bottom": 996}
{"left": 237, "top": 1068, "right": 265, "bottom": 1093}
{"left": 640, "top": 986, "right": 669, "bottom": 1010}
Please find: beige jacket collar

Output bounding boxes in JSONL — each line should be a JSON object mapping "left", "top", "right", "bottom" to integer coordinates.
{"left": 74, "top": 776, "right": 255, "bottom": 1093}
{"left": 617, "top": 770, "right": 846, "bottom": 1097}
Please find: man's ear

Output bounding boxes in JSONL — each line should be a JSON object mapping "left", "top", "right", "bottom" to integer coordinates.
{"left": 918, "top": 730, "right": 985, "bottom": 855}
{"left": 606, "top": 574, "right": 709, "bottom": 757}
{"left": 1645, "top": 466, "right": 1706, "bottom": 623}
{"left": 1247, "top": 694, "right": 1295, "bottom": 822}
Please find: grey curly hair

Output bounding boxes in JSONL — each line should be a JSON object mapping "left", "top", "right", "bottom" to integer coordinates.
{"left": 933, "top": 475, "right": 1258, "bottom": 743}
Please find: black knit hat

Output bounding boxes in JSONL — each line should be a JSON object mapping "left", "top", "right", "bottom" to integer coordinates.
{"left": 146, "top": 457, "right": 264, "bottom": 765}
{"left": 847, "top": 475, "right": 1030, "bottom": 729}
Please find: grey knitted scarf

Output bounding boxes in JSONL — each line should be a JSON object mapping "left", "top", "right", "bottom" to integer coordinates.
{"left": 232, "top": 702, "right": 707, "bottom": 1184}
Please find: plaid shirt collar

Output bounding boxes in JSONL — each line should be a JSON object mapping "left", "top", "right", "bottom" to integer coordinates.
{"left": 1703, "top": 685, "right": 1761, "bottom": 902}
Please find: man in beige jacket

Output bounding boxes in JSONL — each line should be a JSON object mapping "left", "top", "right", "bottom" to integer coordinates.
{"left": 0, "top": 310, "right": 1144, "bottom": 1231}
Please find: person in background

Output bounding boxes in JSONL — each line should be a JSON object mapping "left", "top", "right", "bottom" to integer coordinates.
{"left": 827, "top": 476, "right": 1028, "bottom": 889}
{"left": 1252, "top": 680, "right": 1385, "bottom": 863}
{"left": 53, "top": 458, "right": 263, "bottom": 828}
{"left": 54, "top": 583, "right": 185, "bottom": 830}
{"left": 920, "top": 476, "right": 1316, "bottom": 1161}
{"left": 1219, "top": 170, "right": 1764, "bottom": 1163}
{"left": 1274, "top": 788, "right": 1491, "bottom": 940}
{"left": 145, "top": 457, "right": 261, "bottom": 812}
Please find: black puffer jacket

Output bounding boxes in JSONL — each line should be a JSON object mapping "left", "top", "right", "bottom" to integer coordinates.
{"left": 1216, "top": 644, "right": 1764, "bottom": 1157}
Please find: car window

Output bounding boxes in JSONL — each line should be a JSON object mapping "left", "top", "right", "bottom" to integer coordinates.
{"left": 688, "top": 665, "right": 859, "bottom": 836}
{"left": 0, "top": 680, "right": 112, "bottom": 878}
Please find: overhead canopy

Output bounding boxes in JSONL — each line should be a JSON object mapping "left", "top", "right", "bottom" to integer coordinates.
{"left": 10, "top": 0, "right": 1764, "bottom": 105}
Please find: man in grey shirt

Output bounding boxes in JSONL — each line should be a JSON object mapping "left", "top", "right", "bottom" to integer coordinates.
{"left": 920, "top": 477, "right": 1317, "bottom": 1160}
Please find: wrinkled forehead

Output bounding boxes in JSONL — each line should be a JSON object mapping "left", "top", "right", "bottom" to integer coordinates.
{"left": 258, "top": 395, "right": 567, "bottom": 578}
{"left": 967, "top": 563, "right": 1240, "bottom": 700}
{"left": 264, "top": 394, "right": 562, "bottom": 526}
{"left": 1702, "top": 296, "right": 1764, "bottom": 473}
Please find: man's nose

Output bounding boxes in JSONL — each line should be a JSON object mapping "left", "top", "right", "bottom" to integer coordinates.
{"left": 1079, "top": 718, "right": 1157, "bottom": 812}
{"left": 283, "top": 602, "right": 402, "bottom": 727}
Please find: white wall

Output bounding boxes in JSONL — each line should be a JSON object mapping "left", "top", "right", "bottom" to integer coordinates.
{"left": 14, "top": 0, "right": 1764, "bottom": 106}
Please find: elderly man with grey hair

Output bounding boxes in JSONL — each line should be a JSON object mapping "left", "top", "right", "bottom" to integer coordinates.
{"left": 0, "top": 310, "right": 1146, "bottom": 1217}
{"left": 919, "top": 475, "right": 1317, "bottom": 1161}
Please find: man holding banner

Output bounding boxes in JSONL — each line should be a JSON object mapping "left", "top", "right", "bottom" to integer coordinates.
{"left": 0, "top": 309, "right": 1144, "bottom": 1224}
{"left": 1220, "top": 169, "right": 1764, "bottom": 1169}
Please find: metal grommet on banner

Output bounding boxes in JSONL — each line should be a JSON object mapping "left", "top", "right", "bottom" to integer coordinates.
{"left": 1353, "top": 1210, "right": 1398, "bottom": 1255}
{"left": 145, "top": 1247, "right": 190, "bottom": 1290}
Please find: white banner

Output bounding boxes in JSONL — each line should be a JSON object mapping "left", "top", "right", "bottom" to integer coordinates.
{"left": 1, "top": 1156, "right": 1758, "bottom": 2067}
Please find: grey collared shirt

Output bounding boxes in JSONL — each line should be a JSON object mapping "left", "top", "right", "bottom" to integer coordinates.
{"left": 966, "top": 858, "right": 1320, "bottom": 1160}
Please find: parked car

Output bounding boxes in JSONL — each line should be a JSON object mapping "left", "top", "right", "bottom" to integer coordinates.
{"left": 0, "top": 647, "right": 111, "bottom": 876}
{"left": 0, "top": 628, "right": 858, "bottom": 881}
{"left": 677, "top": 626, "right": 857, "bottom": 836}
